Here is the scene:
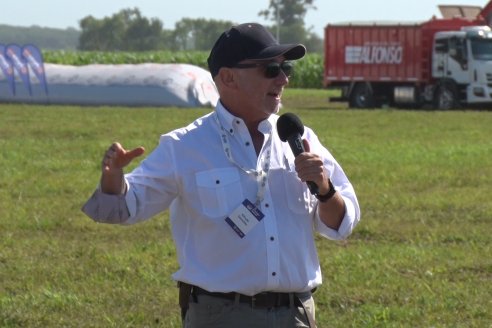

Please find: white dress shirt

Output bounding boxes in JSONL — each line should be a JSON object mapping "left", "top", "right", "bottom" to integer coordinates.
{"left": 82, "top": 101, "right": 360, "bottom": 296}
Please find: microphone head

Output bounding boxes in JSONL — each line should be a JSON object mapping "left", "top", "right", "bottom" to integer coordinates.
{"left": 277, "top": 113, "right": 304, "bottom": 142}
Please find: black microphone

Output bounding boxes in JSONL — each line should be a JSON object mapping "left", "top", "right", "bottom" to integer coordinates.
{"left": 277, "top": 113, "right": 319, "bottom": 195}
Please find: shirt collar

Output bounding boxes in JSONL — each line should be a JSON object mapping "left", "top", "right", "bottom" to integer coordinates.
{"left": 215, "top": 101, "right": 238, "bottom": 136}
{"left": 215, "top": 100, "right": 275, "bottom": 136}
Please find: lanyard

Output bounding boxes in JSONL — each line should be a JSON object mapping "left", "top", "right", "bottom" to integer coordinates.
{"left": 214, "top": 112, "right": 272, "bottom": 206}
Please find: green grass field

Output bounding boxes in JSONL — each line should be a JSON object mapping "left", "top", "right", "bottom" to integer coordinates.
{"left": 1, "top": 89, "right": 491, "bottom": 327}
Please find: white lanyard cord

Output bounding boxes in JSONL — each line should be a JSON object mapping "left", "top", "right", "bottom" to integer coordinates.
{"left": 214, "top": 112, "right": 272, "bottom": 206}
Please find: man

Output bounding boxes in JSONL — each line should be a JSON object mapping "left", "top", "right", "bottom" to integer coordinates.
{"left": 82, "top": 22, "right": 360, "bottom": 328}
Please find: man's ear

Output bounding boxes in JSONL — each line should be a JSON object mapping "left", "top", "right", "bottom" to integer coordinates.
{"left": 216, "top": 67, "right": 238, "bottom": 90}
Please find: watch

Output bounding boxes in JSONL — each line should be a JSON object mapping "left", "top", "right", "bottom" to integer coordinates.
{"left": 315, "top": 179, "right": 336, "bottom": 202}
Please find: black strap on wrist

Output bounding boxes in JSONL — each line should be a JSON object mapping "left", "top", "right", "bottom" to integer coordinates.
{"left": 315, "top": 179, "right": 336, "bottom": 202}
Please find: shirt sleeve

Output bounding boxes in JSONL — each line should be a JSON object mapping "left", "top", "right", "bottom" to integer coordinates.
{"left": 81, "top": 134, "right": 179, "bottom": 224}
{"left": 314, "top": 194, "right": 360, "bottom": 240}
{"left": 304, "top": 127, "right": 361, "bottom": 240}
{"left": 123, "top": 134, "right": 179, "bottom": 222}
{"left": 81, "top": 183, "right": 131, "bottom": 224}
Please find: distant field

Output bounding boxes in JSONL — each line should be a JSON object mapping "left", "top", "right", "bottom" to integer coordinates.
{"left": 42, "top": 50, "right": 324, "bottom": 89}
{"left": 1, "top": 89, "right": 491, "bottom": 327}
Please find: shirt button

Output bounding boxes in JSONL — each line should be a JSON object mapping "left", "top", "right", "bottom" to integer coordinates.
{"left": 272, "top": 272, "right": 276, "bottom": 276}
{"left": 270, "top": 236, "right": 274, "bottom": 241}
{"left": 216, "top": 180, "right": 220, "bottom": 184}
{"left": 245, "top": 142, "right": 250, "bottom": 146}
{"left": 265, "top": 203, "right": 269, "bottom": 208}
{"left": 229, "top": 129, "right": 233, "bottom": 133}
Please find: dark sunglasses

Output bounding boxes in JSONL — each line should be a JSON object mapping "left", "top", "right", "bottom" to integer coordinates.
{"left": 233, "top": 61, "right": 294, "bottom": 79}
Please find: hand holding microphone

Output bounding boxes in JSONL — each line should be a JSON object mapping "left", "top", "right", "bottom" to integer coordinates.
{"left": 277, "top": 113, "right": 326, "bottom": 196}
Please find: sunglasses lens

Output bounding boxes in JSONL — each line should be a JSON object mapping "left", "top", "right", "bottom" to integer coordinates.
{"left": 281, "top": 62, "right": 293, "bottom": 77}
{"left": 264, "top": 62, "right": 293, "bottom": 78}
{"left": 265, "top": 63, "right": 281, "bottom": 78}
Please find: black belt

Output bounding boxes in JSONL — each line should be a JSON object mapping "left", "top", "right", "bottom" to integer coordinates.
{"left": 178, "top": 283, "right": 317, "bottom": 327}
{"left": 192, "top": 286, "right": 298, "bottom": 308}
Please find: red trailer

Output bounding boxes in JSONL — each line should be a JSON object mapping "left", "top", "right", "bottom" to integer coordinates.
{"left": 324, "top": 1, "right": 492, "bottom": 109}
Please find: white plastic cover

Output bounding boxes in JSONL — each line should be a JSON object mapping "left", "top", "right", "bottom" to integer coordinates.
{"left": 0, "top": 63, "right": 219, "bottom": 108}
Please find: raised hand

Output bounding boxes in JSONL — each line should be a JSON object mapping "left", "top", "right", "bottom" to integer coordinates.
{"left": 101, "top": 142, "right": 145, "bottom": 194}
{"left": 102, "top": 142, "right": 145, "bottom": 173}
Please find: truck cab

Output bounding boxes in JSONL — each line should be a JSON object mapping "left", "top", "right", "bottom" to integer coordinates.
{"left": 323, "top": 1, "right": 492, "bottom": 109}
{"left": 432, "top": 26, "right": 492, "bottom": 108}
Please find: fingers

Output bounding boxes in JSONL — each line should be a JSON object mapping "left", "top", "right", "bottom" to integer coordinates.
{"left": 303, "top": 139, "right": 310, "bottom": 153}
{"left": 294, "top": 139, "right": 319, "bottom": 177}
{"left": 102, "top": 143, "right": 145, "bottom": 172}
{"left": 102, "top": 143, "right": 119, "bottom": 172}
{"left": 127, "top": 146, "right": 145, "bottom": 160}
{"left": 295, "top": 156, "right": 325, "bottom": 181}
{"left": 294, "top": 141, "right": 327, "bottom": 187}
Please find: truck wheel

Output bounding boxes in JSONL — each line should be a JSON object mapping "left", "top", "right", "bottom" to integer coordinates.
{"left": 434, "top": 84, "right": 458, "bottom": 110}
{"left": 350, "top": 83, "right": 374, "bottom": 108}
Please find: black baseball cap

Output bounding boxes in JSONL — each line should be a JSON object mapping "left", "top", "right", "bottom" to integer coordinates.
{"left": 207, "top": 23, "right": 306, "bottom": 78}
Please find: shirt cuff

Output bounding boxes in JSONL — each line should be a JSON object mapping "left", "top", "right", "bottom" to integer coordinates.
{"left": 81, "top": 188, "right": 130, "bottom": 224}
{"left": 315, "top": 195, "right": 358, "bottom": 240}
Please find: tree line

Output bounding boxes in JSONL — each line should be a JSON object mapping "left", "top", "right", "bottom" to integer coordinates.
{"left": 0, "top": 24, "right": 79, "bottom": 50}
{"left": 0, "top": 0, "right": 322, "bottom": 52}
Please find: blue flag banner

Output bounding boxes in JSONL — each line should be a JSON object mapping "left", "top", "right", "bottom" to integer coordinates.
{"left": 0, "top": 44, "right": 16, "bottom": 96}
{"left": 22, "top": 44, "right": 48, "bottom": 95}
{"left": 6, "top": 44, "right": 32, "bottom": 96}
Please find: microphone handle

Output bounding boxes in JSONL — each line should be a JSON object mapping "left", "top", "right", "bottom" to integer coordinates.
{"left": 307, "top": 181, "right": 319, "bottom": 196}
{"left": 286, "top": 133, "right": 304, "bottom": 156}
{"left": 287, "top": 134, "right": 319, "bottom": 196}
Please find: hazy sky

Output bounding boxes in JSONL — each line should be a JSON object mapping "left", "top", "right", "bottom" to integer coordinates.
{"left": 0, "top": 0, "right": 487, "bottom": 37}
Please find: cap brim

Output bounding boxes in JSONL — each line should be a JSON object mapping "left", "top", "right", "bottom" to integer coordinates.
{"left": 249, "top": 44, "right": 306, "bottom": 61}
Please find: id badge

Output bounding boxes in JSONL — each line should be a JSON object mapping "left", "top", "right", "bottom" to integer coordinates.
{"left": 225, "top": 199, "right": 265, "bottom": 238}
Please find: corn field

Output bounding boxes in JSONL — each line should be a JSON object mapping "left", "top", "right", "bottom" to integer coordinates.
{"left": 42, "top": 50, "right": 324, "bottom": 89}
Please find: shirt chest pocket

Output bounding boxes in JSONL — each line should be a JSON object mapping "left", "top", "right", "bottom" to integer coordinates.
{"left": 195, "top": 168, "right": 244, "bottom": 218}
